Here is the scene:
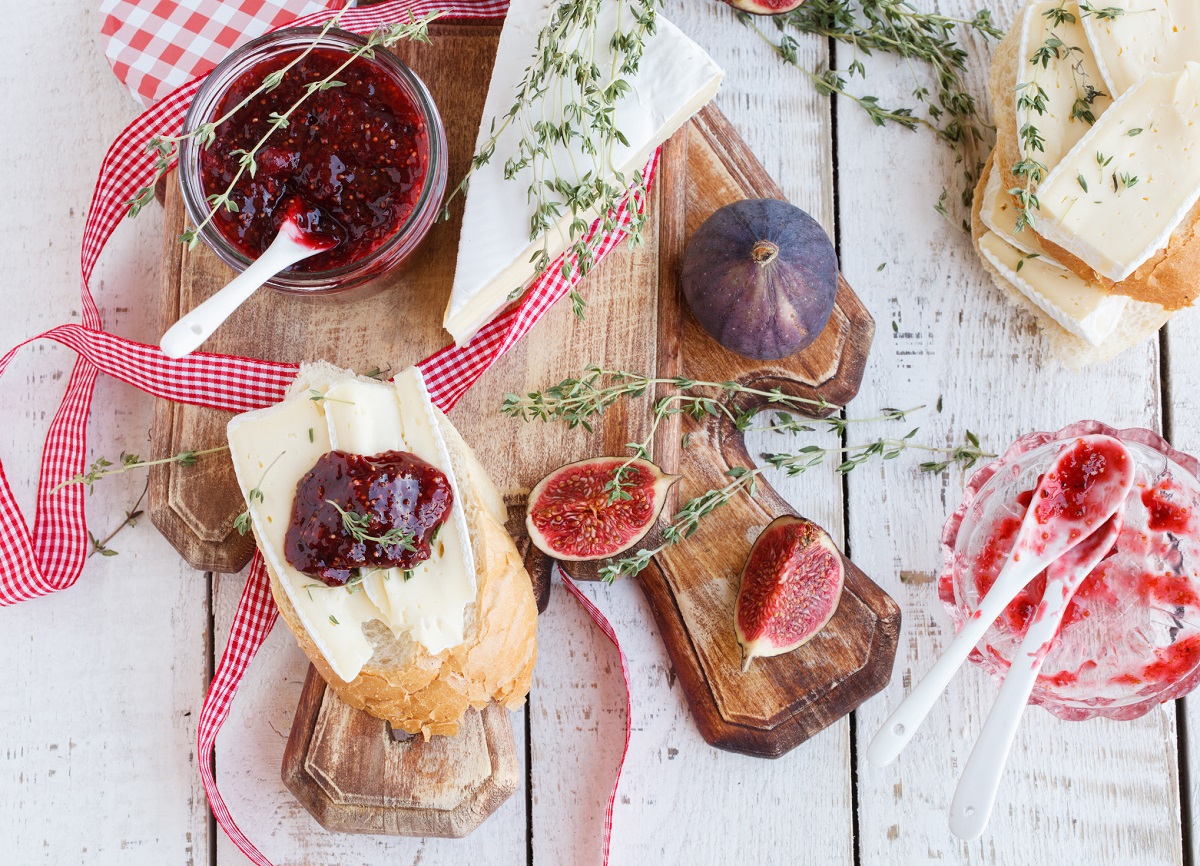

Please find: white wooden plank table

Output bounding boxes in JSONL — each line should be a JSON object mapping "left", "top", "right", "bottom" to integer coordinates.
{"left": 0, "top": 1, "right": 1191, "bottom": 864}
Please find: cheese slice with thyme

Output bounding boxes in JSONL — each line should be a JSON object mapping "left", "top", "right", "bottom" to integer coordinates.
{"left": 1034, "top": 62, "right": 1200, "bottom": 282}
{"left": 980, "top": 157, "right": 1066, "bottom": 268}
{"left": 1081, "top": 0, "right": 1200, "bottom": 97}
{"left": 444, "top": 0, "right": 723, "bottom": 346}
{"left": 1016, "top": 1, "right": 1113, "bottom": 176}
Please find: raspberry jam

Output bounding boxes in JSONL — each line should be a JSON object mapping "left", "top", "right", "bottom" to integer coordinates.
{"left": 285, "top": 450, "right": 453, "bottom": 586}
{"left": 199, "top": 46, "right": 430, "bottom": 272}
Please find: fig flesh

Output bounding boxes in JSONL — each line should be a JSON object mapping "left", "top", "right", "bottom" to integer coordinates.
{"left": 526, "top": 457, "right": 680, "bottom": 562}
{"left": 735, "top": 515, "right": 845, "bottom": 671}
{"left": 724, "top": 0, "right": 806, "bottom": 14}
{"left": 682, "top": 198, "right": 838, "bottom": 360}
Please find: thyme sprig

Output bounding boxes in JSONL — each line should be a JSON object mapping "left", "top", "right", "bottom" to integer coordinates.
{"left": 1010, "top": 0, "right": 1116, "bottom": 232}
{"left": 326, "top": 500, "right": 418, "bottom": 550}
{"left": 233, "top": 451, "right": 285, "bottom": 536}
{"left": 54, "top": 446, "right": 229, "bottom": 494}
{"left": 507, "top": 367, "right": 994, "bottom": 582}
{"left": 440, "top": 0, "right": 658, "bottom": 299}
{"left": 88, "top": 480, "right": 149, "bottom": 558}
{"left": 127, "top": 11, "right": 440, "bottom": 249}
{"left": 734, "top": 0, "right": 1003, "bottom": 225}
{"left": 598, "top": 429, "right": 991, "bottom": 583}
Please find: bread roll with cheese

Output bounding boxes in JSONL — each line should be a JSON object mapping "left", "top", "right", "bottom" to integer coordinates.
{"left": 227, "top": 362, "right": 537, "bottom": 738}
{"left": 975, "top": 0, "right": 1200, "bottom": 365}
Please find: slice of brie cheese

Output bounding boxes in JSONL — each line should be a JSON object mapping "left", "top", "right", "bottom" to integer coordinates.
{"left": 980, "top": 156, "right": 1065, "bottom": 268}
{"left": 1034, "top": 62, "right": 1200, "bottom": 282}
{"left": 444, "top": 0, "right": 723, "bottom": 345}
{"left": 980, "top": 229, "right": 1127, "bottom": 346}
{"left": 1081, "top": 0, "right": 1200, "bottom": 96}
{"left": 227, "top": 367, "right": 477, "bottom": 682}
{"left": 1017, "top": 1, "right": 1113, "bottom": 174}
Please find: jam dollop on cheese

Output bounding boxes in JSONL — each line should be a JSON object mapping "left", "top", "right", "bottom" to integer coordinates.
{"left": 285, "top": 450, "right": 453, "bottom": 586}
{"left": 200, "top": 47, "right": 429, "bottom": 271}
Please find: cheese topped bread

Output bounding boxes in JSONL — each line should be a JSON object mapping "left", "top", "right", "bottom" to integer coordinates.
{"left": 972, "top": 0, "right": 1200, "bottom": 366}
{"left": 227, "top": 363, "right": 537, "bottom": 738}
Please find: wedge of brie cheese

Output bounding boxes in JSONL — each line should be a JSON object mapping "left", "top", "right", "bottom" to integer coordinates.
{"left": 1082, "top": 0, "right": 1200, "bottom": 96}
{"left": 979, "top": 229, "right": 1127, "bottom": 346}
{"left": 1034, "top": 62, "right": 1200, "bottom": 282}
{"left": 227, "top": 367, "right": 477, "bottom": 682}
{"left": 444, "top": 0, "right": 723, "bottom": 345}
{"left": 1017, "top": 1, "right": 1112, "bottom": 174}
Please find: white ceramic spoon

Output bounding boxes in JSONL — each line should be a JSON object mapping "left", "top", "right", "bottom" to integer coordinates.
{"left": 949, "top": 509, "right": 1124, "bottom": 840}
{"left": 160, "top": 206, "right": 335, "bottom": 359}
{"left": 865, "top": 434, "right": 1135, "bottom": 767}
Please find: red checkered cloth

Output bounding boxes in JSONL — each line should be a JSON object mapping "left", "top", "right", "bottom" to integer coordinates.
{"left": 100, "top": 0, "right": 349, "bottom": 107}
{"left": 8, "top": 1, "right": 640, "bottom": 862}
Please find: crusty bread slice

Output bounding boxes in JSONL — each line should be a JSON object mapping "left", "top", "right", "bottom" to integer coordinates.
{"left": 255, "top": 363, "right": 537, "bottom": 739}
{"left": 989, "top": 0, "right": 1200, "bottom": 311}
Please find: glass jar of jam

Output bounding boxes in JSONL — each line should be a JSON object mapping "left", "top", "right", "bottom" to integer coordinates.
{"left": 178, "top": 27, "right": 447, "bottom": 294}
{"left": 940, "top": 421, "right": 1200, "bottom": 721}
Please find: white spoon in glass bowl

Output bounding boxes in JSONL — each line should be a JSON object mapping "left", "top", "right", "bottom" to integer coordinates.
{"left": 949, "top": 508, "right": 1124, "bottom": 839}
{"left": 159, "top": 201, "right": 336, "bottom": 359}
{"left": 865, "top": 434, "right": 1135, "bottom": 767}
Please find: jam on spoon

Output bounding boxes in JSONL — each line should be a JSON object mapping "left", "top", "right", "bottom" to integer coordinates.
{"left": 285, "top": 450, "right": 453, "bottom": 586}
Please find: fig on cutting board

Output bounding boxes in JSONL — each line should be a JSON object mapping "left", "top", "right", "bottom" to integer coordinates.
{"left": 526, "top": 457, "right": 680, "bottom": 562}
{"left": 682, "top": 198, "right": 838, "bottom": 360}
{"left": 736, "top": 515, "right": 845, "bottom": 671}
{"left": 724, "top": 0, "right": 807, "bottom": 14}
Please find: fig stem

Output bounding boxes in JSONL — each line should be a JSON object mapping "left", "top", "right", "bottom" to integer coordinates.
{"left": 751, "top": 240, "right": 779, "bottom": 265}
{"left": 741, "top": 648, "right": 753, "bottom": 673}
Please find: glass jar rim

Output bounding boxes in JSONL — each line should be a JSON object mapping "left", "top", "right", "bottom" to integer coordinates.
{"left": 177, "top": 26, "right": 447, "bottom": 291}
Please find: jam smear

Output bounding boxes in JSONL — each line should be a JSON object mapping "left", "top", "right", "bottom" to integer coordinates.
{"left": 285, "top": 450, "right": 452, "bottom": 586}
{"left": 1034, "top": 437, "right": 1127, "bottom": 525}
{"left": 200, "top": 47, "right": 429, "bottom": 271}
{"left": 1142, "top": 481, "right": 1193, "bottom": 534}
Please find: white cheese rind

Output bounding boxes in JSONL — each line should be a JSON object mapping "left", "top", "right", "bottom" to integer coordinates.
{"left": 1017, "top": 2, "right": 1112, "bottom": 174}
{"left": 980, "top": 229, "right": 1127, "bottom": 346}
{"left": 1035, "top": 63, "right": 1200, "bottom": 282}
{"left": 980, "top": 157, "right": 1066, "bottom": 269}
{"left": 1081, "top": 0, "right": 1200, "bottom": 96}
{"left": 444, "top": 1, "right": 723, "bottom": 345}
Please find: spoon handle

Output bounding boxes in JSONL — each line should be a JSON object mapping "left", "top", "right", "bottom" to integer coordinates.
{"left": 159, "top": 234, "right": 316, "bottom": 359}
{"left": 949, "top": 579, "right": 1072, "bottom": 839}
{"left": 865, "top": 560, "right": 1037, "bottom": 767}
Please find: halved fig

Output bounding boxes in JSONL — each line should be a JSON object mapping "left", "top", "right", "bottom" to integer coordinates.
{"left": 526, "top": 457, "right": 680, "bottom": 562}
{"left": 736, "top": 515, "right": 845, "bottom": 671}
{"left": 725, "top": 0, "right": 807, "bottom": 15}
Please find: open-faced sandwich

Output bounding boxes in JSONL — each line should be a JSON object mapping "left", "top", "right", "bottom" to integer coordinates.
{"left": 974, "top": 0, "right": 1200, "bottom": 366}
{"left": 227, "top": 362, "right": 537, "bottom": 738}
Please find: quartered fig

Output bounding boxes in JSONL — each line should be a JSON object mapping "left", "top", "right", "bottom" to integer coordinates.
{"left": 736, "top": 515, "right": 845, "bottom": 671}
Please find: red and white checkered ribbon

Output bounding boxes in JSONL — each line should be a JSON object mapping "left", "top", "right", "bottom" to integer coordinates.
{"left": 100, "top": 0, "right": 349, "bottom": 107}
{"left": 5, "top": 0, "right": 645, "bottom": 862}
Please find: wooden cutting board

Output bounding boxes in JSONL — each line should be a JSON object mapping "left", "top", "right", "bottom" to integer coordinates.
{"left": 149, "top": 18, "right": 899, "bottom": 832}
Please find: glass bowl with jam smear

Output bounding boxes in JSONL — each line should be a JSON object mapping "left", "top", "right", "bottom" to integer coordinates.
{"left": 178, "top": 27, "right": 447, "bottom": 293}
{"left": 940, "top": 421, "right": 1200, "bottom": 721}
